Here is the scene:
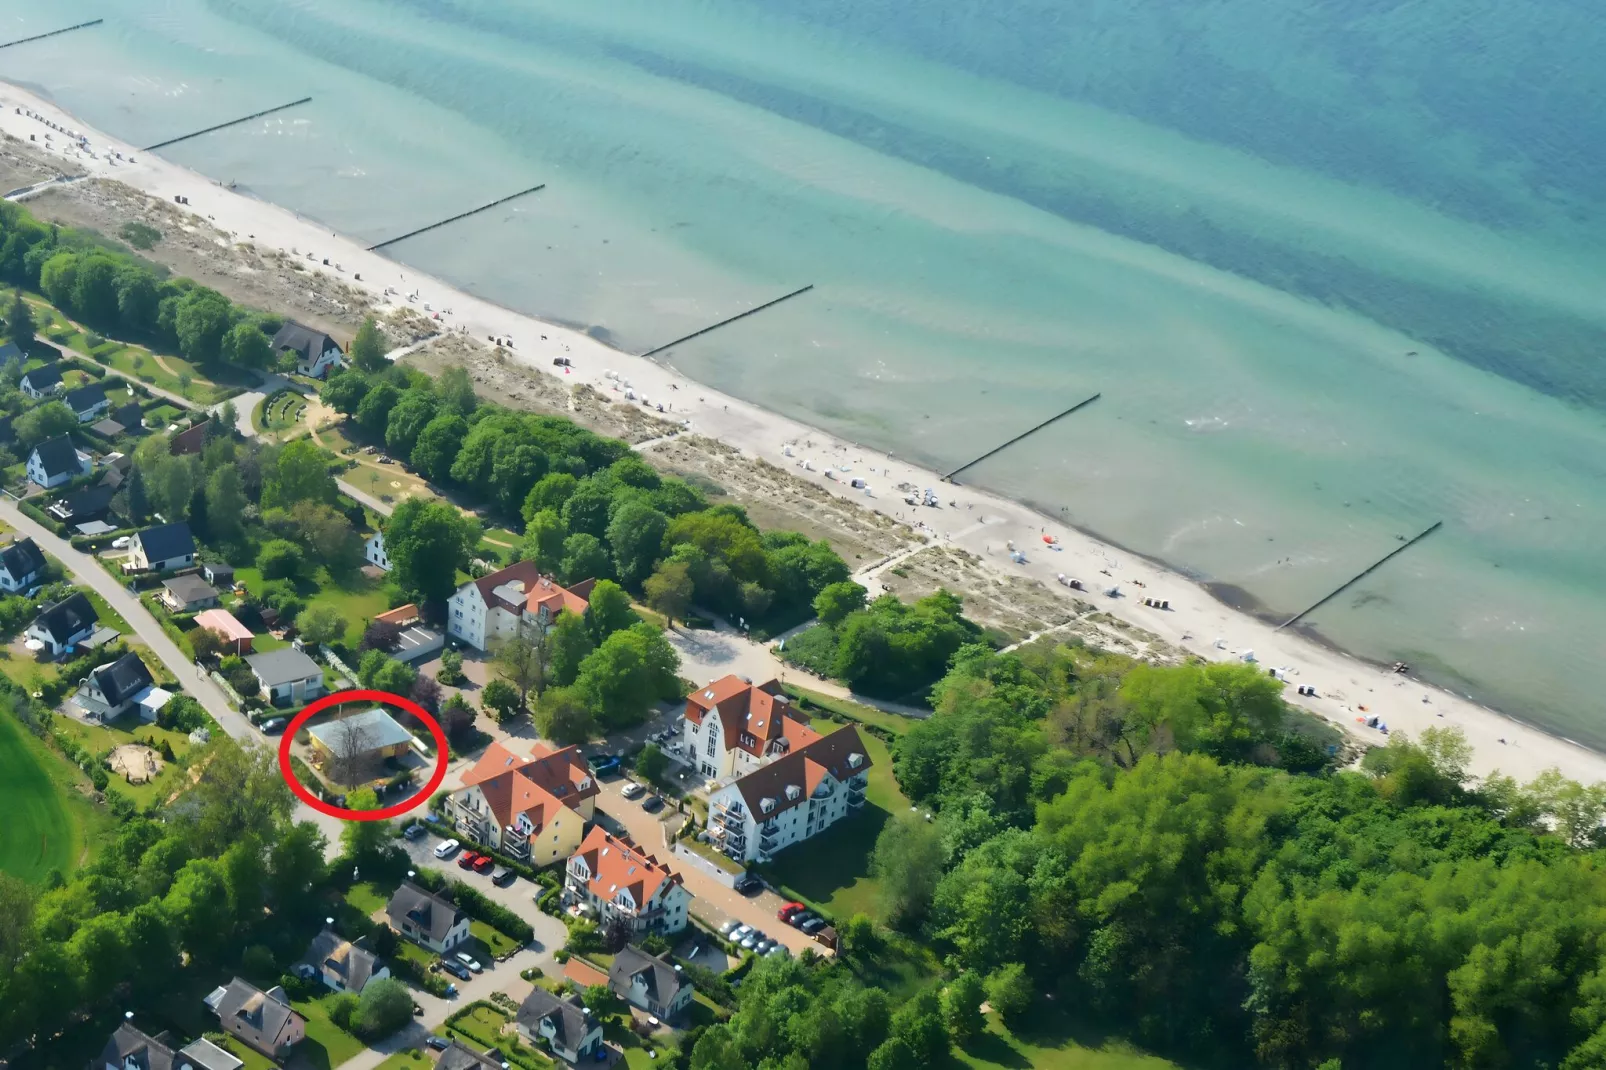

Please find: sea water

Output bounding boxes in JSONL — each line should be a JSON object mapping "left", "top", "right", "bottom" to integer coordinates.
{"left": 3, "top": 0, "right": 1605, "bottom": 744}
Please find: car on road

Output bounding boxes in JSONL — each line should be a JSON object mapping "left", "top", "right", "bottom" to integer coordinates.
{"left": 778, "top": 902, "right": 806, "bottom": 922}
{"left": 620, "top": 781, "right": 645, "bottom": 800}
{"left": 434, "top": 839, "right": 461, "bottom": 859}
{"left": 455, "top": 952, "right": 484, "bottom": 974}
{"left": 426, "top": 1037, "right": 450, "bottom": 1051}
{"left": 457, "top": 850, "right": 480, "bottom": 869}
{"left": 734, "top": 873, "right": 762, "bottom": 895}
{"left": 259, "top": 718, "right": 287, "bottom": 734}
{"left": 491, "top": 866, "right": 516, "bottom": 887}
{"left": 640, "top": 794, "right": 665, "bottom": 813}
{"left": 441, "top": 959, "right": 471, "bottom": 980}
{"left": 472, "top": 854, "right": 494, "bottom": 874}
{"left": 787, "top": 911, "right": 815, "bottom": 930}
{"left": 403, "top": 824, "right": 426, "bottom": 840}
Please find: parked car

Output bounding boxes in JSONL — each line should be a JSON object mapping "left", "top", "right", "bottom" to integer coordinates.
{"left": 426, "top": 1037, "right": 450, "bottom": 1051}
{"left": 719, "top": 919, "right": 741, "bottom": 937}
{"left": 434, "top": 839, "right": 461, "bottom": 859}
{"left": 457, "top": 850, "right": 479, "bottom": 870}
{"left": 740, "top": 935, "right": 759, "bottom": 950}
{"left": 111, "top": 536, "right": 131, "bottom": 549}
{"left": 788, "top": 912, "right": 815, "bottom": 930}
{"left": 753, "top": 939, "right": 774, "bottom": 954}
{"left": 801, "top": 918, "right": 827, "bottom": 935}
{"left": 259, "top": 718, "right": 287, "bottom": 734}
{"left": 455, "top": 952, "right": 484, "bottom": 974}
{"left": 620, "top": 781, "right": 645, "bottom": 800}
{"left": 766, "top": 945, "right": 790, "bottom": 958}
{"left": 778, "top": 902, "right": 806, "bottom": 922}
{"left": 591, "top": 755, "right": 621, "bottom": 776}
{"left": 472, "top": 855, "right": 494, "bottom": 874}
{"left": 444, "top": 983, "right": 458, "bottom": 998}
{"left": 734, "top": 873, "right": 762, "bottom": 895}
{"left": 403, "top": 824, "right": 426, "bottom": 840}
{"left": 491, "top": 866, "right": 516, "bottom": 887}
{"left": 640, "top": 794, "right": 665, "bottom": 813}
{"left": 441, "top": 959, "right": 471, "bottom": 980}
{"left": 731, "top": 925, "right": 753, "bottom": 942}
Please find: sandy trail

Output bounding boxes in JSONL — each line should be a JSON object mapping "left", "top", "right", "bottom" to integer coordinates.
{"left": 5, "top": 85, "right": 1603, "bottom": 787}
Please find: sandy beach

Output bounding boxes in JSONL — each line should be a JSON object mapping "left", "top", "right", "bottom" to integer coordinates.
{"left": 4, "top": 83, "right": 1602, "bottom": 788}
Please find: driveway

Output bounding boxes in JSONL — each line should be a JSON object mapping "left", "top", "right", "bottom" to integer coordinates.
{"left": 216, "top": 372, "right": 289, "bottom": 436}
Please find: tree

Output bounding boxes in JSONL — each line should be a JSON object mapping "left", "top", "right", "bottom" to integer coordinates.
{"left": 814, "top": 581, "right": 867, "bottom": 626}
{"left": 5, "top": 288, "right": 34, "bottom": 345}
{"left": 438, "top": 649, "right": 466, "bottom": 686}
{"left": 521, "top": 509, "right": 567, "bottom": 574}
{"left": 871, "top": 812, "right": 945, "bottom": 928}
{"left": 361, "top": 619, "right": 401, "bottom": 653}
{"left": 439, "top": 693, "right": 476, "bottom": 742}
{"left": 173, "top": 288, "right": 235, "bottom": 364}
{"left": 644, "top": 560, "right": 694, "bottom": 627}
{"left": 583, "top": 983, "right": 618, "bottom": 1016}
{"left": 560, "top": 533, "right": 610, "bottom": 586}
{"left": 495, "top": 631, "right": 549, "bottom": 706}
{"left": 355, "top": 977, "right": 414, "bottom": 1038}
{"left": 14, "top": 400, "right": 76, "bottom": 448}
{"left": 607, "top": 501, "right": 668, "bottom": 588}
{"left": 356, "top": 381, "right": 400, "bottom": 437}
{"left": 268, "top": 821, "right": 328, "bottom": 911}
{"left": 189, "top": 626, "right": 228, "bottom": 662}
{"left": 985, "top": 963, "right": 1032, "bottom": 1024}
{"left": 383, "top": 388, "right": 437, "bottom": 459}
{"left": 329, "top": 719, "right": 383, "bottom": 789}
{"left": 481, "top": 678, "right": 521, "bottom": 722}
{"left": 258, "top": 539, "right": 305, "bottom": 580}
{"left": 206, "top": 464, "right": 246, "bottom": 543}
{"left": 524, "top": 472, "right": 578, "bottom": 520}
{"left": 261, "top": 439, "right": 336, "bottom": 510}
{"left": 573, "top": 623, "right": 680, "bottom": 730}
{"left": 410, "top": 412, "right": 467, "bottom": 482}
{"left": 547, "top": 610, "right": 594, "bottom": 689}
{"left": 585, "top": 580, "right": 636, "bottom": 644}
{"left": 840, "top": 913, "right": 876, "bottom": 958}
{"left": 287, "top": 501, "right": 364, "bottom": 577}
{"left": 382, "top": 498, "right": 481, "bottom": 605}
{"left": 531, "top": 686, "right": 595, "bottom": 745}
{"left": 411, "top": 674, "right": 442, "bottom": 713}
{"left": 437, "top": 365, "right": 476, "bottom": 415}
{"left": 323, "top": 370, "right": 371, "bottom": 416}
{"left": 867, "top": 1037, "right": 917, "bottom": 1070}
{"left": 223, "top": 323, "right": 273, "bottom": 369}
{"left": 942, "top": 972, "right": 986, "bottom": 1045}
{"left": 635, "top": 742, "right": 667, "bottom": 784}
{"left": 891, "top": 990, "right": 948, "bottom": 1067}
{"left": 350, "top": 317, "right": 387, "bottom": 373}
{"left": 295, "top": 604, "right": 346, "bottom": 647}
{"left": 357, "top": 649, "right": 417, "bottom": 695}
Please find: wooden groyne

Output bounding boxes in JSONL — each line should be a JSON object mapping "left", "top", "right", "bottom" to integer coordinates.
{"left": 144, "top": 97, "right": 313, "bottom": 151}
{"left": 1278, "top": 521, "right": 1443, "bottom": 631}
{"left": 640, "top": 285, "right": 814, "bottom": 358}
{"left": 368, "top": 184, "right": 546, "bottom": 251}
{"left": 0, "top": 18, "right": 104, "bottom": 50}
{"left": 943, "top": 392, "right": 1101, "bottom": 483}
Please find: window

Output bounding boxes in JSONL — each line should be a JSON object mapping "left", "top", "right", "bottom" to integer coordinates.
{"left": 705, "top": 730, "right": 716, "bottom": 758}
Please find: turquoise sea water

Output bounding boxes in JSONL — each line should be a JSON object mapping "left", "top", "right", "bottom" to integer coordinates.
{"left": 4, "top": 1, "right": 1606, "bottom": 743}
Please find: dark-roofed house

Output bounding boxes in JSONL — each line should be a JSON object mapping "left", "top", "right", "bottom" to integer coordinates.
{"left": 272, "top": 321, "right": 344, "bottom": 379}
{"left": 206, "top": 978, "right": 305, "bottom": 1060}
{"left": 0, "top": 340, "right": 22, "bottom": 368}
{"left": 434, "top": 1041, "right": 505, "bottom": 1070}
{"left": 91, "top": 1024, "right": 244, "bottom": 1070}
{"left": 113, "top": 401, "right": 146, "bottom": 432}
{"left": 19, "top": 362, "right": 61, "bottom": 399}
{"left": 160, "top": 574, "right": 220, "bottom": 612}
{"left": 77, "top": 651, "right": 155, "bottom": 721}
{"left": 609, "top": 944, "right": 693, "bottom": 1019}
{"left": 244, "top": 646, "right": 325, "bottom": 706}
{"left": 66, "top": 382, "right": 110, "bottom": 423}
{"left": 48, "top": 484, "right": 115, "bottom": 526}
{"left": 514, "top": 989, "right": 603, "bottom": 1064}
{"left": 26, "top": 592, "right": 98, "bottom": 656}
{"left": 27, "top": 434, "right": 90, "bottom": 489}
{"left": 385, "top": 881, "right": 470, "bottom": 954}
{"left": 0, "top": 536, "right": 48, "bottom": 592}
{"left": 704, "top": 723, "right": 871, "bottom": 864}
{"left": 302, "top": 928, "right": 390, "bottom": 994}
{"left": 127, "top": 523, "right": 196, "bottom": 573}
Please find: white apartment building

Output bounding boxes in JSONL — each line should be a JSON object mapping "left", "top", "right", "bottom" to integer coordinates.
{"left": 682, "top": 675, "right": 822, "bottom": 780}
{"left": 564, "top": 827, "right": 692, "bottom": 937}
{"left": 705, "top": 723, "right": 870, "bottom": 865}
{"left": 445, "top": 560, "right": 593, "bottom": 651}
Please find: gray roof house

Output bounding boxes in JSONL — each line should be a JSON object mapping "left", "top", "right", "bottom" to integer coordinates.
{"left": 385, "top": 881, "right": 470, "bottom": 954}
{"left": 26, "top": 592, "right": 98, "bottom": 656}
{"left": 19, "top": 362, "right": 61, "bottom": 398}
{"left": 302, "top": 928, "right": 390, "bottom": 994}
{"left": 127, "top": 523, "right": 196, "bottom": 573}
{"left": 91, "top": 1024, "right": 245, "bottom": 1070}
{"left": 244, "top": 646, "right": 325, "bottom": 707}
{"left": 609, "top": 945, "right": 694, "bottom": 1019}
{"left": 160, "top": 574, "right": 220, "bottom": 612}
{"left": 205, "top": 978, "right": 305, "bottom": 1060}
{"left": 65, "top": 382, "right": 110, "bottom": 423}
{"left": 514, "top": 989, "right": 603, "bottom": 1064}
{"left": 272, "top": 321, "right": 344, "bottom": 379}
{"left": 77, "top": 651, "right": 156, "bottom": 721}
{"left": 0, "top": 536, "right": 48, "bottom": 592}
{"left": 435, "top": 1041, "right": 506, "bottom": 1070}
{"left": 28, "top": 434, "right": 90, "bottom": 489}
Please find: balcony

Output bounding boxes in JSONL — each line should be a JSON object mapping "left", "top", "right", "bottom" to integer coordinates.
{"left": 847, "top": 783, "right": 866, "bottom": 808}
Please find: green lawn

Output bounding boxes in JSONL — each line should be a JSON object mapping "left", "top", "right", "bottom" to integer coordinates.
{"left": 291, "top": 992, "right": 368, "bottom": 1070}
{"left": 346, "top": 880, "right": 391, "bottom": 916}
{"left": 376, "top": 1050, "right": 431, "bottom": 1070}
{"left": 52, "top": 712, "right": 201, "bottom": 809}
{"left": 783, "top": 683, "right": 914, "bottom": 739}
{"left": 471, "top": 919, "right": 519, "bottom": 958}
{"left": 234, "top": 564, "right": 388, "bottom": 648}
{"left": 445, "top": 1005, "right": 556, "bottom": 1066}
{"left": 216, "top": 1034, "right": 276, "bottom": 1070}
{"left": 26, "top": 294, "right": 233, "bottom": 405}
{"left": 0, "top": 708, "right": 101, "bottom": 882}
{"left": 83, "top": 588, "right": 135, "bottom": 635}
{"left": 953, "top": 1011, "right": 1183, "bottom": 1070}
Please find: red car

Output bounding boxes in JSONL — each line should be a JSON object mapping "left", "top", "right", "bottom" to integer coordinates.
{"left": 457, "top": 850, "right": 480, "bottom": 870}
{"left": 777, "top": 901, "right": 806, "bottom": 922}
{"left": 472, "top": 854, "right": 495, "bottom": 874}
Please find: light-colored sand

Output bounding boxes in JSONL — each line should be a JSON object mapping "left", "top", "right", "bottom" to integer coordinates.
{"left": 6, "top": 85, "right": 1602, "bottom": 787}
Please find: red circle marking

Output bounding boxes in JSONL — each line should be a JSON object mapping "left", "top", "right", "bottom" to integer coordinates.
{"left": 276, "top": 689, "right": 449, "bottom": 821}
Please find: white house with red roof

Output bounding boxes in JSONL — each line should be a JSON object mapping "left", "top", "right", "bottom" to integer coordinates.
{"left": 682, "top": 675, "right": 822, "bottom": 780}
{"left": 445, "top": 740, "right": 599, "bottom": 865}
{"left": 705, "top": 723, "right": 870, "bottom": 865}
{"left": 446, "top": 560, "right": 595, "bottom": 651}
{"left": 564, "top": 827, "right": 692, "bottom": 937}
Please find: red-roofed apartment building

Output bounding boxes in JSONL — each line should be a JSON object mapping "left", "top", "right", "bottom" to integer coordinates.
{"left": 445, "top": 741, "right": 600, "bottom": 865}
{"left": 446, "top": 560, "right": 595, "bottom": 651}
{"left": 564, "top": 827, "right": 692, "bottom": 937}
{"left": 681, "top": 675, "right": 822, "bottom": 780}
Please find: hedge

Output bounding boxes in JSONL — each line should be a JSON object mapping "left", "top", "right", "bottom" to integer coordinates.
{"left": 17, "top": 500, "right": 66, "bottom": 536}
{"left": 451, "top": 881, "right": 534, "bottom": 944}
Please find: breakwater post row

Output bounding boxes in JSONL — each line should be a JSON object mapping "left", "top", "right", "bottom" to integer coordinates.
{"left": 368, "top": 184, "right": 547, "bottom": 251}
{"left": 0, "top": 18, "right": 104, "bottom": 50}
{"left": 640, "top": 284, "right": 815, "bottom": 358}
{"left": 143, "top": 97, "right": 314, "bottom": 151}
{"left": 943, "top": 392, "right": 1102, "bottom": 484}
{"left": 1278, "top": 521, "right": 1444, "bottom": 631}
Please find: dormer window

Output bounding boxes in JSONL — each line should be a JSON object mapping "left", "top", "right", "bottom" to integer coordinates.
{"left": 785, "top": 784, "right": 801, "bottom": 800}
{"left": 760, "top": 797, "right": 775, "bottom": 813}
{"left": 848, "top": 753, "right": 864, "bottom": 768}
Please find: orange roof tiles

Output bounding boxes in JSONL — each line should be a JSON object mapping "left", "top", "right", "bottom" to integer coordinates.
{"left": 459, "top": 741, "right": 597, "bottom": 833}
{"left": 571, "top": 826, "right": 682, "bottom": 908}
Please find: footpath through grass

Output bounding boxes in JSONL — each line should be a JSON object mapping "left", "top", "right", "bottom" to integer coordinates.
{"left": 0, "top": 708, "right": 104, "bottom": 882}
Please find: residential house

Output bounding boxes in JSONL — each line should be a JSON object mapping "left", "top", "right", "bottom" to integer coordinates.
{"left": 447, "top": 740, "right": 598, "bottom": 865}
{"left": 0, "top": 536, "right": 47, "bottom": 592}
{"left": 169, "top": 420, "right": 210, "bottom": 456}
{"left": 204, "top": 979, "right": 305, "bottom": 1061}
{"left": 65, "top": 383, "right": 110, "bottom": 423}
{"left": 90, "top": 1022, "right": 244, "bottom": 1070}
{"left": 89, "top": 417, "right": 126, "bottom": 439}
{"left": 705, "top": 724, "right": 871, "bottom": 865}
{"left": 446, "top": 560, "right": 592, "bottom": 651}
{"left": 100, "top": 452, "right": 132, "bottom": 490}
{"left": 374, "top": 606, "right": 446, "bottom": 663}
{"left": 385, "top": 881, "right": 470, "bottom": 953}
{"left": 193, "top": 608, "right": 253, "bottom": 654}
{"left": 514, "top": 990, "right": 603, "bottom": 1065}
{"left": 0, "top": 340, "right": 22, "bottom": 371}
{"left": 364, "top": 532, "right": 390, "bottom": 571}
{"left": 564, "top": 827, "right": 692, "bottom": 937}
{"left": 682, "top": 675, "right": 820, "bottom": 780}
{"left": 160, "top": 574, "right": 220, "bottom": 613}
{"left": 27, "top": 434, "right": 90, "bottom": 489}
{"left": 301, "top": 928, "right": 390, "bottom": 994}
{"left": 435, "top": 1041, "right": 506, "bottom": 1070}
{"left": 47, "top": 484, "right": 115, "bottom": 527}
{"left": 112, "top": 401, "right": 146, "bottom": 433}
{"left": 272, "top": 321, "right": 344, "bottom": 379}
{"left": 306, "top": 707, "right": 414, "bottom": 771}
{"left": 609, "top": 945, "right": 694, "bottom": 1019}
{"left": 26, "top": 592, "right": 98, "bottom": 657}
{"left": 244, "top": 646, "right": 325, "bottom": 706}
{"left": 75, "top": 651, "right": 155, "bottom": 721}
{"left": 18, "top": 363, "right": 61, "bottom": 399}
{"left": 201, "top": 563, "right": 236, "bottom": 588}
{"left": 127, "top": 523, "right": 196, "bottom": 573}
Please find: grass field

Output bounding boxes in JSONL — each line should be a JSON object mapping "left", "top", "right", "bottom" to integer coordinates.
{"left": 52, "top": 713, "right": 199, "bottom": 809}
{"left": 291, "top": 991, "right": 367, "bottom": 1070}
{"left": 26, "top": 296, "right": 235, "bottom": 405}
{"left": 234, "top": 564, "right": 389, "bottom": 649}
{"left": 0, "top": 708, "right": 105, "bottom": 882}
{"left": 954, "top": 1011, "right": 1183, "bottom": 1070}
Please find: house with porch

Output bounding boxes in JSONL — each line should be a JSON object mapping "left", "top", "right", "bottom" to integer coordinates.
{"left": 76, "top": 651, "right": 156, "bottom": 721}
{"left": 610, "top": 945, "right": 694, "bottom": 1019}
{"left": 26, "top": 592, "right": 98, "bottom": 657}
{"left": 18, "top": 362, "right": 61, "bottom": 399}
{"left": 386, "top": 881, "right": 470, "bottom": 953}
{"left": 446, "top": 740, "right": 598, "bottom": 866}
{"left": 65, "top": 383, "right": 110, "bottom": 423}
{"left": 160, "top": 574, "right": 219, "bottom": 613}
{"left": 272, "top": 321, "right": 344, "bottom": 379}
{"left": 705, "top": 724, "right": 871, "bottom": 865}
{"left": 514, "top": 990, "right": 603, "bottom": 1065}
{"left": 244, "top": 646, "right": 325, "bottom": 706}
{"left": 90, "top": 1022, "right": 243, "bottom": 1070}
{"left": 564, "top": 827, "right": 692, "bottom": 937}
{"left": 301, "top": 928, "right": 390, "bottom": 994}
{"left": 127, "top": 523, "right": 196, "bottom": 573}
{"left": 204, "top": 979, "right": 304, "bottom": 1061}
